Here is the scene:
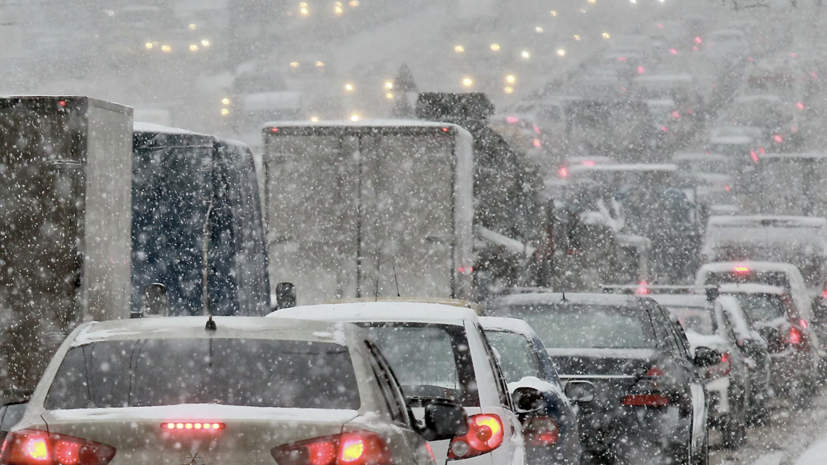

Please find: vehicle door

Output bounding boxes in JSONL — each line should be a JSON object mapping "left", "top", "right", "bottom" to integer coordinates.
{"left": 365, "top": 341, "right": 435, "bottom": 465}
{"left": 651, "top": 302, "right": 706, "bottom": 454}
{"left": 714, "top": 302, "right": 752, "bottom": 392}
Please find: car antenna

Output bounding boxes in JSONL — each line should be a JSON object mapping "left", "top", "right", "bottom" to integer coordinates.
{"left": 374, "top": 249, "right": 381, "bottom": 302}
{"left": 202, "top": 198, "right": 216, "bottom": 331}
{"left": 561, "top": 290, "right": 568, "bottom": 302}
{"left": 393, "top": 263, "right": 401, "bottom": 297}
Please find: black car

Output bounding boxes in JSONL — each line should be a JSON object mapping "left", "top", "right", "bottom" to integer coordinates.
{"left": 486, "top": 292, "right": 717, "bottom": 465}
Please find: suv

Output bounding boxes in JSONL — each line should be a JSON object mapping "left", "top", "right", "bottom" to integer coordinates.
{"left": 2, "top": 317, "right": 456, "bottom": 465}
{"left": 486, "top": 292, "right": 712, "bottom": 465}
{"left": 270, "top": 302, "right": 526, "bottom": 465}
{"left": 719, "top": 283, "right": 821, "bottom": 405}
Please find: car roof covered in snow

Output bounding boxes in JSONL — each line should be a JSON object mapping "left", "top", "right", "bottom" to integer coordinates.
{"left": 718, "top": 283, "right": 786, "bottom": 295}
{"left": 672, "top": 152, "right": 727, "bottom": 161}
{"left": 133, "top": 122, "right": 200, "bottom": 135}
{"left": 707, "top": 215, "right": 827, "bottom": 228}
{"left": 648, "top": 294, "right": 710, "bottom": 309}
{"left": 697, "top": 260, "right": 802, "bottom": 274}
{"left": 761, "top": 152, "right": 827, "bottom": 160}
{"left": 569, "top": 163, "right": 678, "bottom": 174}
{"left": 490, "top": 292, "right": 647, "bottom": 308}
{"left": 268, "top": 301, "right": 480, "bottom": 326}
{"left": 479, "top": 317, "right": 539, "bottom": 339}
{"left": 70, "top": 317, "right": 352, "bottom": 347}
{"left": 262, "top": 119, "right": 467, "bottom": 132}
{"left": 633, "top": 73, "right": 693, "bottom": 82}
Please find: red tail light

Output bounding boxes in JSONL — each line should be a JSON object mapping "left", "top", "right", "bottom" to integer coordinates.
{"left": 773, "top": 134, "right": 783, "bottom": 143}
{"left": 161, "top": 422, "right": 225, "bottom": 431}
{"left": 733, "top": 266, "right": 750, "bottom": 274}
{"left": 622, "top": 394, "right": 669, "bottom": 406}
{"left": 797, "top": 102, "right": 805, "bottom": 110}
{"left": 0, "top": 430, "right": 115, "bottom": 465}
{"left": 449, "top": 414, "right": 504, "bottom": 460}
{"left": 785, "top": 326, "right": 802, "bottom": 345}
{"left": 271, "top": 432, "right": 392, "bottom": 465}
{"left": 822, "top": 289, "right": 827, "bottom": 298}
{"left": 751, "top": 151, "right": 760, "bottom": 162}
{"left": 522, "top": 417, "right": 559, "bottom": 446}
{"left": 559, "top": 167, "right": 569, "bottom": 178}
{"left": 800, "top": 319, "right": 809, "bottom": 329}
{"left": 636, "top": 281, "right": 649, "bottom": 295}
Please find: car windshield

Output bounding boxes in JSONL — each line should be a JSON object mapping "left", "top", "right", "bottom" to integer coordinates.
{"left": 733, "top": 294, "right": 787, "bottom": 321}
{"left": 492, "top": 303, "right": 658, "bottom": 349}
{"left": 360, "top": 323, "right": 479, "bottom": 406}
{"left": 44, "top": 339, "right": 359, "bottom": 410}
{"left": 485, "top": 330, "right": 543, "bottom": 383}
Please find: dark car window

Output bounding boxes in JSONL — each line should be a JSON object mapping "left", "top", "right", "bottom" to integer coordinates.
{"left": 485, "top": 330, "right": 544, "bottom": 383}
{"left": 360, "top": 323, "right": 480, "bottom": 407}
{"left": 734, "top": 294, "right": 787, "bottom": 322}
{"left": 0, "top": 404, "right": 26, "bottom": 432}
{"left": 45, "top": 339, "right": 359, "bottom": 410}
{"left": 494, "top": 303, "right": 657, "bottom": 349}
{"left": 365, "top": 341, "right": 411, "bottom": 426}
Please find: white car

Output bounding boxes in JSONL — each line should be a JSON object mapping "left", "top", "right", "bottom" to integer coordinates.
{"left": 269, "top": 301, "right": 526, "bottom": 465}
{"left": 2, "top": 317, "right": 456, "bottom": 465}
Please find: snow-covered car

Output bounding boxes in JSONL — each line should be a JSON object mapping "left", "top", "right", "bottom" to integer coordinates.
{"left": 2, "top": 317, "right": 455, "bottom": 465}
{"left": 486, "top": 292, "right": 712, "bottom": 465}
{"left": 269, "top": 301, "right": 526, "bottom": 465}
{"left": 479, "top": 317, "right": 582, "bottom": 465}
{"left": 719, "top": 283, "right": 822, "bottom": 405}
{"left": 700, "top": 216, "right": 827, "bottom": 288}
{"left": 705, "top": 29, "right": 750, "bottom": 59}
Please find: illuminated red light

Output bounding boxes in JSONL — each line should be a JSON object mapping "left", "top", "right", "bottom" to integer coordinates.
{"left": 449, "top": 414, "right": 504, "bottom": 459}
{"left": 582, "top": 160, "right": 595, "bottom": 166}
{"left": 506, "top": 116, "right": 520, "bottom": 124}
{"left": 442, "top": 127, "right": 450, "bottom": 132}
{"left": 773, "top": 134, "right": 783, "bottom": 143}
{"left": 751, "top": 151, "right": 759, "bottom": 162}
{"left": 725, "top": 185, "right": 731, "bottom": 191}
{"left": 636, "top": 281, "right": 649, "bottom": 295}
{"left": 58, "top": 100, "right": 67, "bottom": 108}
{"left": 533, "top": 124, "right": 541, "bottom": 134}
{"left": 672, "top": 111, "right": 680, "bottom": 118}
{"left": 559, "top": 167, "right": 569, "bottom": 178}
{"left": 788, "top": 326, "right": 802, "bottom": 345}
{"left": 797, "top": 102, "right": 805, "bottom": 110}
{"left": 532, "top": 138, "right": 541, "bottom": 148}
{"left": 637, "top": 66, "right": 645, "bottom": 74}
{"left": 617, "top": 56, "right": 628, "bottom": 62}
{"left": 661, "top": 126, "right": 668, "bottom": 132}
{"left": 271, "top": 128, "right": 279, "bottom": 132}
{"left": 748, "top": 57, "right": 754, "bottom": 62}
{"left": 162, "top": 422, "right": 225, "bottom": 431}
{"left": 657, "top": 23, "right": 664, "bottom": 28}
{"left": 801, "top": 319, "right": 809, "bottom": 329}
{"left": 622, "top": 394, "right": 669, "bottom": 406}
{"left": 692, "top": 46, "right": 699, "bottom": 51}
{"left": 694, "top": 36, "right": 703, "bottom": 44}
{"left": 822, "top": 289, "right": 827, "bottom": 298}
{"left": 733, "top": 266, "right": 750, "bottom": 274}
{"left": 457, "top": 266, "right": 474, "bottom": 274}
{"left": 669, "top": 48, "right": 677, "bottom": 55}
{"left": 759, "top": 147, "right": 765, "bottom": 155}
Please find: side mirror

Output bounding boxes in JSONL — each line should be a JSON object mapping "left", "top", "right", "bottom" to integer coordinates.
{"left": 275, "top": 282, "right": 297, "bottom": 310}
{"left": 511, "top": 387, "right": 545, "bottom": 413}
{"left": 136, "top": 283, "right": 168, "bottom": 318}
{"left": 564, "top": 381, "right": 595, "bottom": 403}
{"left": 693, "top": 346, "right": 722, "bottom": 368}
{"left": 422, "top": 399, "right": 468, "bottom": 441}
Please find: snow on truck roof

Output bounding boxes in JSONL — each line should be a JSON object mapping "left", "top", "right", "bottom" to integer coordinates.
{"left": 133, "top": 122, "right": 199, "bottom": 135}
{"left": 268, "top": 301, "right": 480, "bottom": 326}
{"left": 70, "top": 317, "right": 350, "bottom": 347}
{"left": 262, "top": 120, "right": 468, "bottom": 131}
{"left": 492, "top": 292, "right": 647, "bottom": 308}
{"left": 760, "top": 152, "right": 827, "bottom": 160}
{"left": 718, "top": 283, "right": 786, "bottom": 295}
{"left": 708, "top": 215, "right": 827, "bottom": 228}
{"left": 672, "top": 153, "right": 727, "bottom": 161}
{"left": 697, "top": 261, "right": 802, "bottom": 274}
{"left": 569, "top": 163, "right": 678, "bottom": 174}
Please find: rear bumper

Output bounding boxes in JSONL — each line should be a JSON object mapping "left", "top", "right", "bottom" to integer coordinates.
{"left": 577, "top": 405, "right": 690, "bottom": 454}
{"left": 770, "top": 350, "right": 816, "bottom": 395}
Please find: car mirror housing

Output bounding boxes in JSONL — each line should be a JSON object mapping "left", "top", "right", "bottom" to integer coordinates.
{"left": 564, "top": 381, "right": 595, "bottom": 403}
{"left": 693, "top": 346, "right": 722, "bottom": 368}
{"left": 511, "top": 386, "right": 545, "bottom": 413}
{"left": 422, "top": 399, "right": 468, "bottom": 441}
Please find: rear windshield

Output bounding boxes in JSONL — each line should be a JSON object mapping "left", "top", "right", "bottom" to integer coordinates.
{"left": 45, "top": 339, "right": 359, "bottom": 410}
{"left": 360, "top": 323, "right": 479, "bottom": 406}
{"left": 485, "top": 330, "right": 543, "bottom": 383}
{"left": 667, "top": 307, "right": 716, "bottom": 335}
{"left": 491, "top": 304, "right": 657, "bottom": 349}
{"left": 732, "top": 294, "right": 787, "bottom": 321}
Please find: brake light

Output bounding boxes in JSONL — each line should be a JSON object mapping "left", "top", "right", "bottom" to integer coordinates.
{"left": 638, "top": 66, "right": 645, "bottom": 74}
{"left": 734, "top": 266, "right": 750, "bottom": 274}
{"left": 622, "top": 394, "right": 669, "bottom": 406}
{"left": 797, "top": 102, "right": 805, "bottom": 110}
{"left": 773, "top": 134, "right": 783, "bottom": 143}
{"left": 0, "top": 430, "right": 116, "bottom": 465}
{"left": 559, "top": 167, "right": 569, "bottom": 178}
{"left": 725, "top": 185, "right": 731, "bottom": 191}
{"left": 533, "top": 124, "right": 541, "bottom": 134}
{"left": 695, "top": 36, "right": 703, "bottom": 44}
{"left": 672, "top": 111, "right": 680, "bottom": 118}
{"left": 449, "top": 414, "right": 504, "bottom": 460}
{"left": 523, "top": 417, "right": 559, "bottom": 446}
{"left": 800, "top": 319, "right": 809, "bottom": 329}
{"left": 582, "top": 160, "right": 595, "bottom": 166}
{"left": 161, "top": 422, "right": 225, "bottom": 431}
{"left": 786, "top": 326, "right": 802, "bottom": 345}
{"left": 822, "top": 289, "right": 827, "bottom": 298}
{"left": 506, "top": 116, "right": 520, "bottom": 124}
{"left": 271, "top": 128, "right": 279, "bottom": 132}
{"left": 751, "top": 151, "right": 760, "bottom": 162}
{"left": 636, "top": 281, "right": 649, "bottom": 295}
{"left": 271, "top": 432, "right": 392, "bottom": 465}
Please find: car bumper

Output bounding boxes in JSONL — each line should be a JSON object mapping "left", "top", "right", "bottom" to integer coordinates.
{"left": 577, "top": 405, "right": 690, "bottom": 454}
{"left": 770, "top": 350, "right": 816, "bottom": 394}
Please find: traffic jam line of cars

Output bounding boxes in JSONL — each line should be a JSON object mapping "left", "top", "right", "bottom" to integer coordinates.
{"left": 7, "top": 271, "right": 819, "bottom": 465}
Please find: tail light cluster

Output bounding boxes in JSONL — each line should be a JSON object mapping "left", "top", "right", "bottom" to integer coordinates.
{"left": 622, "top": 366, "right": 670, "bottom": 407}
{"left": 448, "top": 414, "right": 504, "bottom": 460}
{"left": 784, "top": 326, "right": 803, "bottom": 346}
{"left": 271, "top": 432, "right": 392, "bottom": 465}
{"left": 0, "top": 430, "right": 115, "bottom": 465}
{"left": 522, "top": 417, "right": 559, "bottom": 446}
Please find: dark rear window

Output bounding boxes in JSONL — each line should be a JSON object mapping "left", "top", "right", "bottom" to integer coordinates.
{"left": 733, "top": 294, "right": 787, "bottom": 321}
{"left": 360, "top": 323, "right": 479, "bottom": 407}
{"left": 45, "top": 339, "right": 359, "bottom": 410}
{"left": 489, "top": 303, "right": 657, "bottom": 349}
{"left": 485, "top": 330, "right": 544, "bottom": 383}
